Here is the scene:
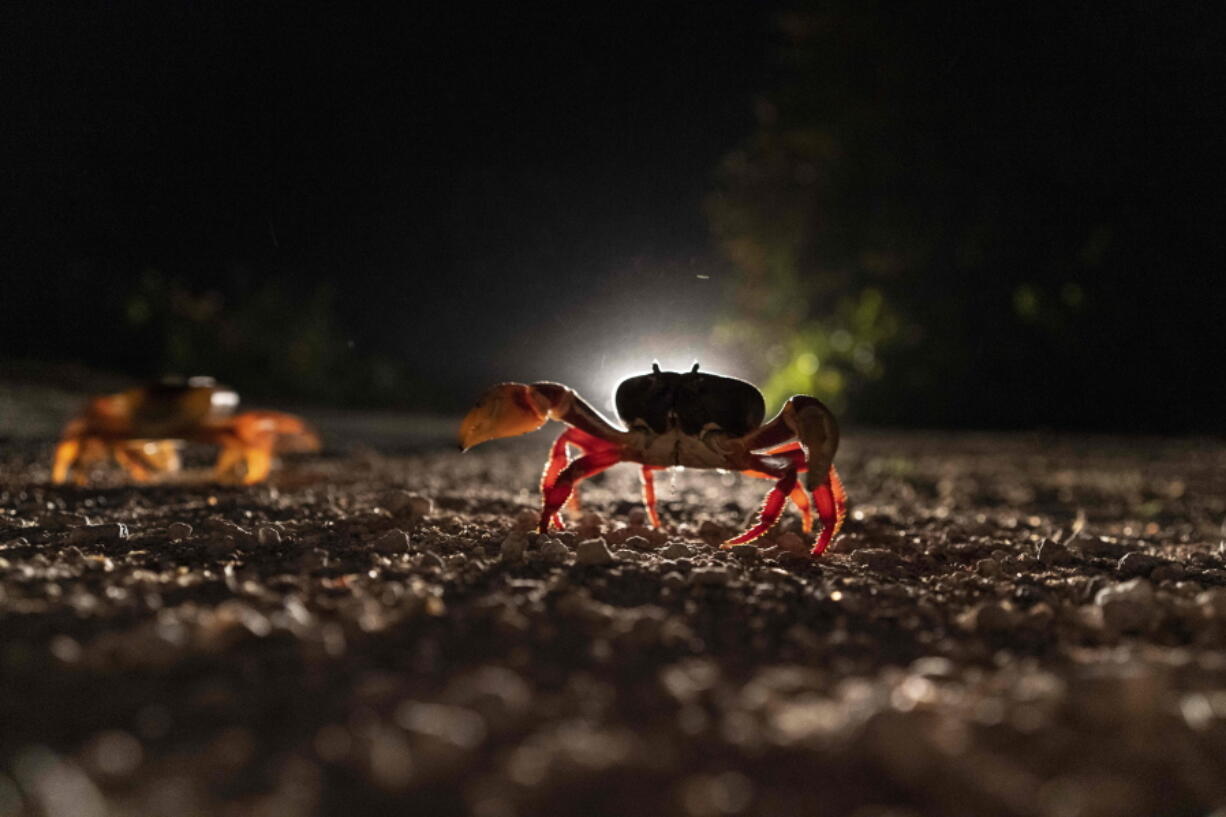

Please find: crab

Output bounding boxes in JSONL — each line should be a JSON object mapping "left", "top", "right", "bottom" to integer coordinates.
{"left": 52, "top": 378, "right": 320, "bottom": 485}
{"left": 458, "top": 364, "right": 847, "bottom": 555}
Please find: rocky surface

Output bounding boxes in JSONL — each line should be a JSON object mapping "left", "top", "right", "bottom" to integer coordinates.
{"left": 1, "top": 431, "right": 1225, "bottom": 816}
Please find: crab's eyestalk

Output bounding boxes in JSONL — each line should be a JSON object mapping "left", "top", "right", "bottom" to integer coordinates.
{"left": 458, "top": 383, "right": 549, "bottom": 451}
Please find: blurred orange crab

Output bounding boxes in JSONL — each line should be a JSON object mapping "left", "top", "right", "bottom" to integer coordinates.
{"left": 52, "top": 377, "right": 320, "bottom": 485}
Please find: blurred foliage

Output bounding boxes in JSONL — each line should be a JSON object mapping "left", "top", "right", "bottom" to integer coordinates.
{"left": 119, "top": 271, "right": 436, "bottom": 408}
{"left": 708, "top": 1, "right": 1222, "bottom": 429}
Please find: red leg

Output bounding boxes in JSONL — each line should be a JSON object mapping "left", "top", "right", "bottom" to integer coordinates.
{"left": 725, "top": 464, "right": 798, "bottom": 546}
{"left": 640, "top": 466, "right": 664, "bottom": 528}
{"left": 744, "top": 447, "right": 812, "bottom": 532}
{"left": 541, "top": 428, "right": 618, "bottom": 527}
{"left": 743, "top": 474, "right": 813, "bottom": 532}
{"left": 539, "top": 449, "right": 623, "bottom": 533}
{"left": 541, "top": 432, "right": 572, "bottom": 529}
{"left": 756, "top": 447, "right": 845, "bottom": 550}
{"left": 789, "top": 484, "right": 813, "bottom": 533}
{"left": 810, "top": 465, "right": 847, "bottom": 555}
{"left": 727, "top": 397, "right": 845, "bottom": 555}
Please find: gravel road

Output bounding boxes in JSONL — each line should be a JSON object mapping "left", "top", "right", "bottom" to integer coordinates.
{"left": 1, "top": 429, "right": 1225, "bottom": 817}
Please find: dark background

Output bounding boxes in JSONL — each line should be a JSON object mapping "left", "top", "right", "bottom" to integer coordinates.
{"left": 2, "top": 1, "right": 1222, "bottom": 431}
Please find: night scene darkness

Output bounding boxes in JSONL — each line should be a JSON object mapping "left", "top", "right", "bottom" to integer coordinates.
{"left": 4, "top": 1, "right": 1222, "bottom": 430}
{"left": 4, "top": 4, "right": 1226, "bottom": 817}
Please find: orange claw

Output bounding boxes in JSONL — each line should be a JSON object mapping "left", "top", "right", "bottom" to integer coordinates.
{"left": 459, "top": 383, "right": 551, "bottom": 450}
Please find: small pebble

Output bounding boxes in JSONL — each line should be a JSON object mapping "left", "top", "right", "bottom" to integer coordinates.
{"left": 627, "top": 508, "right": 647, "bottom": 526}
{"left": 1150, "top": 563, "right": 1185, "bottom": 583}
{"left": 613, "top": 549, "right": 641, "bottom": 562}
{"left": 624, "top": 535, "right": 652, "bottom": 551}
{"left": 662, "top": 571, "right": 686, "bottom": 589}
{"left": 730, "top": 544, "right": 759, "bottom": 561}
{"left": 775, "top": 532, "right": 808, "bottom": 556}
{"left": 1038, "top": 539, "right": 1072, "bottom": 565}
{"left": 373, "top": 529, "right": 411, "bottom": 554}
{"left": 851, "top": 548, "right": 901, "bottom": 571}
{"left": 167, "top": 522, "right": 193, "bottom": 540}
{"left": 968, "top": 601, "right": 1018, "bottom": 633}
{"left": 1077, "top": 537, "right": 1127, "bottom": 559}
{"left": 661, "top": 543, "right": 692, "bottom": 560}
{"left": 691, "top": 567, "right": 731, "bottom": 586}
{"left": 206, "top": 538, "right": 237, "bottom": 558}
{"left": 1095, "top": 578, "right": 1155, "bottom": 632}
{"left": 388, "top": 492, "right": 432, "bottom": 520}
{"left": 539, "top": 538, "right": 570, "bottom": 563}
{"left": 67, "top": 523, "right": 128, "bottom": 545}
{"left": 1197, "top": 588, "right": 1226, "bottom": 619}
{"left": 1117, "top": 551, "right": 1163, "bottom": 579}
{"left": 500, "top": 532, "right": 528, "bottom": 562}
{"left": 419, "top": 551, "right": 444, "bottom": 569}
{"left": 976, "top": 557, "right": 1002, "bottom": 578}
{"left": 513, "top": 510, "right": 539, "bottom": 532}
{"left": 697, "top": 520, "right": 726, "bottom": 546}
{"left": 577, "top": 513, "right": 604, "bottom": 538}
{"left": 576, "top": 538, "right": 614, "bottom": 566}
{"left": 204, "top": 519, "right": 254, "bottom": 545}
{"left": 257, "top": 526, "right": 281, "bottom": 546}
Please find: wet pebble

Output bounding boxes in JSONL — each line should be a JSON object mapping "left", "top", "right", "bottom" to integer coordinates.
{"left": 257, "top": 526, "right": 282, "bottom": 546}
{"left": 166, "top": 522, "right": 193, "bottom": 541}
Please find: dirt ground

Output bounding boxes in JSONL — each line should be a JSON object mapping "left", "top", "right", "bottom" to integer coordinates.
{"left": 1, "top": 428, "right": 1225, "bottom": 817}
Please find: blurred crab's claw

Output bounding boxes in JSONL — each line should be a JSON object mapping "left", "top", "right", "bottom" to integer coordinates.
{"left": 459, "top": 383, "right": 549, "bottom": 451}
